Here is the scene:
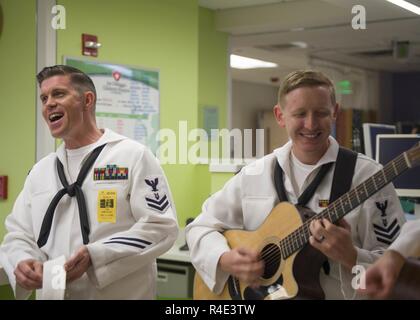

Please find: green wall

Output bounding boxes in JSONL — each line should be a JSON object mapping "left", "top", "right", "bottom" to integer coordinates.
{"left": 0, "top": 0, "right": 36, "bottom": 239}
{"left": 194, "top": 7, "right": 228, "bottom": 218}
{"left": 198, "top": 7, "right": 228, "bottom": 130}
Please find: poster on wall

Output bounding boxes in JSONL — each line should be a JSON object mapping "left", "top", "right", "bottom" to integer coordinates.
{"left": 65, "top": 57, "right": 160, "bottom": 155}
{"left": 202, "top": 106, "right": 219, "bottom": 140}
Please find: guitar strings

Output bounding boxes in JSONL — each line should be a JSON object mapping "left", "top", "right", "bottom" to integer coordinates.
{"left": 256, "top": 155, "right": 408, "bottom": 267}
{"left": 279, "top": 156, "right": 407, "bottom": 255}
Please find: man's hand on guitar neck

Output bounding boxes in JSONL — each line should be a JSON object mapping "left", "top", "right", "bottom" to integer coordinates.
{"left": 219, "top": 247, "right": 264, "bottom": 288}
{"left": 309, "top": 218, "right": 357, "bottom": 270}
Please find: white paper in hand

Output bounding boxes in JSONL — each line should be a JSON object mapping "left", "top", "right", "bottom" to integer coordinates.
{"left": 39, "top": 255, "right": 67, "bottom": 300}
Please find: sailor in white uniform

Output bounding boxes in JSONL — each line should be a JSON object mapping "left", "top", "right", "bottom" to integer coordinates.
{"left": 186, "top": 70, "right": 406, "bottom": 299}
{"left": 0, "top": 65, "right": 178, "bottom": 299}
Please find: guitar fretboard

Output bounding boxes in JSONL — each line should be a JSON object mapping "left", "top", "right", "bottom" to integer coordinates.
{"left": 278, "top": 153, "right": 409, "bottom": 259}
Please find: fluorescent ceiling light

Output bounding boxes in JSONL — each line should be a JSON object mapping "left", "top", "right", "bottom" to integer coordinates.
{"left": 291, "top": 41, "right": 308, "bottom": 48}
{"left": 386, "top": 0, "right": 420, "bottom": 15}
{"left": 230, "top": 54, "right": 278, "bottom": 69}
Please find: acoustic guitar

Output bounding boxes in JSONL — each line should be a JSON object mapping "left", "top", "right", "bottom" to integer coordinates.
{"left": 194, "top": 142, "right": 420, "bottom": 300}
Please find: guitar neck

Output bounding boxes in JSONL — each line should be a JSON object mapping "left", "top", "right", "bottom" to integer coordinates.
{"left": 280, "top": 153, "right": 410, "bottom": 259}
{"left": 322, "top": 153, "right": 409, "bottom": 222}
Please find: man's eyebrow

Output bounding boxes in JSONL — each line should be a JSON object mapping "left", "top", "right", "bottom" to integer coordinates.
{"left": 45, "top": 88, "right": 66, "bottom": 95}
{"left": 40, "top": 87, "right": 65, "bottom": 98}
{"left": 51, "top": 87, "right": 66, "bottom": 92}
{"left": 291, "top": 108, "right": 305, "bottom": 113}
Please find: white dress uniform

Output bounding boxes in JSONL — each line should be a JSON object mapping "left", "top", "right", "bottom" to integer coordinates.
{"left": 0, "top": 129, "right": 178, "bottom": 299}
{"left": 389, "top": 219, "right": 420, "bottom": 258}
{"left": 186, "top": 137, "right": 406, "bottom": 299}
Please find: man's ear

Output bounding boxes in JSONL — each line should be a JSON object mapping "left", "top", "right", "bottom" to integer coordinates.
{"left": 273, "top": 104, "right": 286, "bottom": 128}
{"left": 84, "top": 91, "right": 95, "bottom": 111}
{"left": 332, "top": 103, "right": 339, "bottom": 120}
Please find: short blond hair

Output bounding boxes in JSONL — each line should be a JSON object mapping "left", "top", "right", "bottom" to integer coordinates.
{"left": 278, "top": 70, "right": 336, "bottom": 107}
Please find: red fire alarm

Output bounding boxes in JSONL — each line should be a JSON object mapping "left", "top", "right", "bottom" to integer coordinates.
{"left": 0, "top": 175, "right": 7, "bottom": 200}
{"left": 82, "top": 34, "right": 101, "bottom": 57}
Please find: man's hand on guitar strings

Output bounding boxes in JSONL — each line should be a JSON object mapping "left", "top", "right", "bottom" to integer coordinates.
{"left": 309, "top": 218, "right": 357, "bottom": 270}
{"left": 219, "top": 247, "right": 264, "bottom": 288}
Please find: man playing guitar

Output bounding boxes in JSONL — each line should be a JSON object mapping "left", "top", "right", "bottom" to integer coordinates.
{"left": 186, "top": 70, "right": 407, "bottom": 299}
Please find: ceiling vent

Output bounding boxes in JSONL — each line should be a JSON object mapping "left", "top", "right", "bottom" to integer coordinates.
{"left": 350, "top": 49, "right": 393, "bottom": 57}
{"left": 256, "top": 43, "right": 304, "bottom": 52}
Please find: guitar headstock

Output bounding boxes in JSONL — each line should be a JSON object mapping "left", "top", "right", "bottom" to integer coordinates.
{"left": 406, "top": 142, "right": 420, "bottom": 168}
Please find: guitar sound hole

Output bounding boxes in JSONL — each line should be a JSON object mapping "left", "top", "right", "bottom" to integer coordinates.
{"left": 261, "top": 243, "right": 281, "bottom": 279}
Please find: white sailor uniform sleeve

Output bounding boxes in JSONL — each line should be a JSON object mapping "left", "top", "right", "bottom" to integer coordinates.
{"left": 389, "top": 219, "right": 420, "bottom": 258}
{"left": 355, "top": 184, "right": 406, "bottom": 263}
{"left": 86, "top": 148, "right": 178, "bottom": 289}
{"left": 185, "top": 172, "right": 244, "bottom": 294}
{"left": 0, "top": 176, "right": 47, "bottom": 299}
{"left": 338, "top": 160, "right": 406, "bottom": 298}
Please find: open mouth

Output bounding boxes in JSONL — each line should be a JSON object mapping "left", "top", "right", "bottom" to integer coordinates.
{"left": 49, "top": 112, "right": 64, "bottom": 123}
{"left": 300, "top": 132, "right": 322, "bottom": 139}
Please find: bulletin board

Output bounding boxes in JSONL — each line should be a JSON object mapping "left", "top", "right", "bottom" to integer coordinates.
{"left": 65, "top": 57, "right": 160, "bottom": 154}
{"left": 201, "top": 105, "right": 219, "bottom": 140}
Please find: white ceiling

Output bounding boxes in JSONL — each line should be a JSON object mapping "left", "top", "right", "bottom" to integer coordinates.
{"left": 199, "top": 0, "right": 420, "bottom": 85}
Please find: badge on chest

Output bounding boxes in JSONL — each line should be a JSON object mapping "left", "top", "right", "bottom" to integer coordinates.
{"left": 97, "top": 189, "right": 117, "bottom": 223}
{"left": 318, "top": 199, "right": 329, "bottom": 208}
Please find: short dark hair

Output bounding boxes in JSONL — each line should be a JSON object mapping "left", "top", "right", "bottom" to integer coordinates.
{"left": 36, "top": 65, "right": 97, "bottom": 99}
{"left": 278, "top": 70, "right": 336, "bottom": 107}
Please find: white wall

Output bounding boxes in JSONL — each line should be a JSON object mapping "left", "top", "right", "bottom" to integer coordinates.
{"left": 231, "top": 80, "right": 279, "bottom": 157}
{"left": 232, "top": 80, "right": 278, "bottom": 131}
{"left": 309, "top": 58, "right": 380, "bottom": 111}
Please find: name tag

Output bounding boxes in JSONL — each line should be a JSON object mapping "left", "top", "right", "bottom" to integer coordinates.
{"left": 97, "top": 189, "right": 117, "bottom": 223}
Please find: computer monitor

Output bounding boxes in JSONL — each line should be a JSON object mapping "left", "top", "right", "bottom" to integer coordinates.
{"left": 396, "top": 121, "right": 420, "bottom": 134}
{"left": 362, "top": 123, "right": 396, "bottom": 159}
{"left": 376, "top": 134, "right": 420, "bottom": 198}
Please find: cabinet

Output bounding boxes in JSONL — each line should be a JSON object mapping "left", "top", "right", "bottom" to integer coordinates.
{"left": 156, "top": 228, "right": 194, "bottom": 299}
{"left": 157, "top": 260, "right": 194, "bottom": 299}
